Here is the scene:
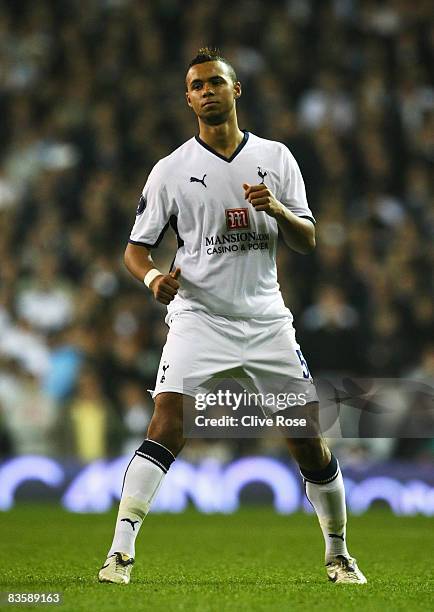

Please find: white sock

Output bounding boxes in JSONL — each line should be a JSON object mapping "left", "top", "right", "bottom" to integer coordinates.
{"left": 302, "top": 455, "right": 350, "bottom": 563}
{"left": 108, "top": 439, "right": 175, "bottom": 558}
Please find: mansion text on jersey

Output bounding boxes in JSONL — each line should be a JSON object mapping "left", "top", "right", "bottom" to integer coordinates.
{"left": 205, "top": 231, "right": 270, "bottom": 255}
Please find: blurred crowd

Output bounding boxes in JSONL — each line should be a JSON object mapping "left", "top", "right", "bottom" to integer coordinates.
{"left": 0, "top": 0, "right": 433, "bottom": 465}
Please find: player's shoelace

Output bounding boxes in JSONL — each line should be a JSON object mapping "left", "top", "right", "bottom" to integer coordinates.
{"left": 327, "top": 555, "right": 359, "bottom": 581}
{"left": 114, "top": 553, "right": 134, "bottom": 574}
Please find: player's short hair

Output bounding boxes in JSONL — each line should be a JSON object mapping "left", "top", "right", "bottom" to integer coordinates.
{"left": 187, "top": 47, "right": 237, "bottom": 86}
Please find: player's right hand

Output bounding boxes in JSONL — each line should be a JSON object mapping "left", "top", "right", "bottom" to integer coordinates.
{"left": 150, "top": 267, "right": 181, "bottom": 305}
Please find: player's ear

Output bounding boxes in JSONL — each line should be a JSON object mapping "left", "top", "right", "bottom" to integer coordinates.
{"left": 234, "top": 81, "right": 242, "bottom": 100}
{"left": 185, "top": 91, "right": 193, "bottom": 107}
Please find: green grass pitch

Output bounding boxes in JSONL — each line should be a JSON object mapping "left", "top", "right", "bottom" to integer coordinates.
{"left": 1, "top": 505, "right": 432, "bottom": 611}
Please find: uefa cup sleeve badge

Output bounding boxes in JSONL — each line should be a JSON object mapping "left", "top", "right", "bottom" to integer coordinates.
{"left": 225, "top": 208, "right": 250, "bottom": 230}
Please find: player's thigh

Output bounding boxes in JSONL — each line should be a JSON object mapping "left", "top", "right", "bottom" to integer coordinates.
{"left": 146, "top": 392, "right": 187, "bottom": 455}
{"left": 273, "top": 401, "right": 331, "bottom": 468}
{"left": 275, "top": 401, "right": 321, "bottom": 438}
{"left": 148, "top": 392, "right": 188, "bottom": 436}
{"left": 152, "top": 391, "right": 185, "bottom": 422}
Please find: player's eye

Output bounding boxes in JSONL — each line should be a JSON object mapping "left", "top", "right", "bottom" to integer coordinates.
{"left": 192, "top": 82, "right": 202, "bottom": 90}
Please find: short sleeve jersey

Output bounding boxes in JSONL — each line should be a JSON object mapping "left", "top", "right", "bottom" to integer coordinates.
{"left": 129, "top": 131, "right": 315, "bottom": 319}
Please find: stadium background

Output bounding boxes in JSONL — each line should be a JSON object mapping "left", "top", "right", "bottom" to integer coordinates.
{"left": 0, "top": 0, "right": 433, "bottom": 516}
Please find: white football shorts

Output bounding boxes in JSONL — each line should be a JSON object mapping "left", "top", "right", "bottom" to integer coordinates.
{"left": 152, "top": 310, "right": 318, "bottom": 414}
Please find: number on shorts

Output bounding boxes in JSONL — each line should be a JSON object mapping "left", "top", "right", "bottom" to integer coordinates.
{"left": 296, "top": 349, "right": 311, "bottom": 379}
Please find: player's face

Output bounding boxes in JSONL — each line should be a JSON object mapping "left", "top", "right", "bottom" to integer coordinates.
{"left": 185, "top": 61, "right": 241, "bottom": 125}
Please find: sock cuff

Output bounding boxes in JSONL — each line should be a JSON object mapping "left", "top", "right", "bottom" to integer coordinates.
{"left": 135, "top": 439, "right": 175, "bottom": 474}
{"left": 300, "top": 453, "right": 339, "bottom": 485}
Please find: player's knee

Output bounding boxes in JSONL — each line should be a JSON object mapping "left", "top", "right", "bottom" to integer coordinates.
{"left": 286, "top": 436, "right": 329, "bottom": 456}
{"left": 287, "top": 437, "right": 317, "bottom": 452}
{"left": 147, "top": 394, "right": 185, "bottom": 454}
{"left": 148, "top": 414, "right": 182, "bottom": 438}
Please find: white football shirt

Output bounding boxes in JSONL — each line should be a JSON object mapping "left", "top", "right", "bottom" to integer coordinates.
{"left": 129, "top": 131, "right": 315, "bottom": 319}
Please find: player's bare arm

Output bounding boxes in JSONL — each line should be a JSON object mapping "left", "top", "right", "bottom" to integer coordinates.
{"left": 243, "top": 183, "right": 316, "bottom": 254}
{"left": 124, "top": 243, "right": 181, "bottom": 305}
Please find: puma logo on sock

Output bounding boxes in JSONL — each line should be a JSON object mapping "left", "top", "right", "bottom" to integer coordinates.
{"left": 121, "top": 518, "right": 139, "bottom": 531}
{"left": 328, "top": 533, "right": 345, "bottom": 541}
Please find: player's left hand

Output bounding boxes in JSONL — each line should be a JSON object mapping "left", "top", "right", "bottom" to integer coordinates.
{"left": 243, "top": 183, "right": 283, "bottom": 218}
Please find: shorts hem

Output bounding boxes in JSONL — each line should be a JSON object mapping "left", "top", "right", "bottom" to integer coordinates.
{"left": 152, "top": 387, "right": 198, "bottom": 400}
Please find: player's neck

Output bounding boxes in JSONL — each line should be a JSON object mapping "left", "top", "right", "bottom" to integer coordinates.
{"left": 197, "top": 118, "right": 244, "bottom": 160}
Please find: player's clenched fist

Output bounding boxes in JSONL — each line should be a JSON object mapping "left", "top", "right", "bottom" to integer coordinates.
{"left": 243, "top": 183, "right": 283, "bottom": 218}
{"left": 150, "top": 267, "right": 181, "bottom": 305}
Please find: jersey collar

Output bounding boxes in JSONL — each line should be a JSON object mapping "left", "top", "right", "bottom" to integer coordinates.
{"left": 195, "top": 130, "right": 249, "bottom": 163}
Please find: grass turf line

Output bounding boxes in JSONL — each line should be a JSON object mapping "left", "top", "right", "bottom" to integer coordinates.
{"left": 1, "top": 505, "right": 432, "bottom": 611}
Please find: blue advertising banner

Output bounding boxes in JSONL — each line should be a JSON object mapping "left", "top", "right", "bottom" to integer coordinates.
{"left": 1, "top": 456, "right": 433, "bottom": 516}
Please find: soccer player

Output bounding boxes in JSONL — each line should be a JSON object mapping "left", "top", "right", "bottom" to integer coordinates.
{"left": 98, "top": 48, "right": 366, "bottom": 585}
